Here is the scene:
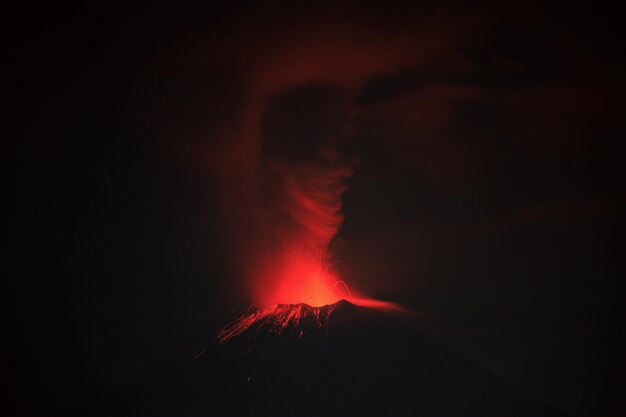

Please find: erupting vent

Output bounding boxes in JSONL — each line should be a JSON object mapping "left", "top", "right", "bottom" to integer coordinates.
{"left": 216, "top": 301, "right": 343, "bottom": 343}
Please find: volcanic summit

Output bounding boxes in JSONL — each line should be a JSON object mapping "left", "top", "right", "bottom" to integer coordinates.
{"left": 105, "top": 300, "right": 569, "bottom": 417}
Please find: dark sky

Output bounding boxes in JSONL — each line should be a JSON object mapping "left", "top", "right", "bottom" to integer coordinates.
{"left": 3, "top": 2, "right": 625, "bottom": 416}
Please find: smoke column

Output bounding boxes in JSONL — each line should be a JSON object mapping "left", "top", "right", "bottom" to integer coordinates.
{"left": 207, "top": 21, "right": 420, "bottom": 309}
{"left": 248, "top": 86, "right": 356, "bottom": 307}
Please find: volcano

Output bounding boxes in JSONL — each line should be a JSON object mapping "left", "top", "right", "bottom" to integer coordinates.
{"left": 107, "top": 300, "right": 568, "bottom": 417}
{"left": 216, "top": 301, "right": 345, "bottom": 343}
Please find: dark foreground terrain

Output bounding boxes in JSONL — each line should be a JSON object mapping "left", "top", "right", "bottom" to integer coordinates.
{"left": 102, "top": 300, "right": 568, "bottom": 417}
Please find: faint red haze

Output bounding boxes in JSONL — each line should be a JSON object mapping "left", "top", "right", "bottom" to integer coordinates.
{"left": 169, "top": 10, "right": 616, "bottom": 309}
{"left": 194, "top": 13, "right": 485, "bottom": 307}
{"left": 209, "top": 21, "right": 423, "bottom": 307}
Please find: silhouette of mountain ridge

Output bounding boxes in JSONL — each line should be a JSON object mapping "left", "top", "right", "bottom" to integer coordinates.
{"left": 106, "top": 300, "right": 569, "bottom": 417}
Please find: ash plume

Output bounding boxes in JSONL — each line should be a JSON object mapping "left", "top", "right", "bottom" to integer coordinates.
{"left": 245, "top": 86, "right": 358, "bottom": 307}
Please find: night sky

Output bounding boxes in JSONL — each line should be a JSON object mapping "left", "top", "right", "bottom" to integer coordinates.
{"left": 3, "top": 2, "right": 625, "bottom": 416}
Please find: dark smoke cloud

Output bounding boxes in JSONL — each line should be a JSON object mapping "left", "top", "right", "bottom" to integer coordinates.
{"left": 172, "top": 6, "right": 624, "bottom": 310}
{"left": 196, "top": 11, "right": 476, "bottom": 305}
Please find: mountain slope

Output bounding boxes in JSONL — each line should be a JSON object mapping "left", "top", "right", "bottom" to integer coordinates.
{"left": 108, "top": 300, "right": 568, "bottom": 417}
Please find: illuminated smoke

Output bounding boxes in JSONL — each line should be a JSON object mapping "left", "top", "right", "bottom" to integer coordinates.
{"left": 217, "top": 86, "right": 405, "bottom": 309}
{"left": 249, "top": 86, "right": 357, "bottom": 307}
{"left": 207, "top": 20, "right": 432, "bottom": 309}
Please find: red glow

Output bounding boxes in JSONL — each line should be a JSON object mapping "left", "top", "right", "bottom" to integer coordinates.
{"left": 249, "top": 147, "right": 355, "bottom": 308}
{"left": 347, "top": 297, "right": 410, "bottom": 313}
{"left": 252, "top": 247, "right": 348, "bottom": 307}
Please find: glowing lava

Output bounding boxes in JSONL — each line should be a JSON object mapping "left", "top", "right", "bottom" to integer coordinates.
{"left": 216, "top": 298, "right": 406, "bottom": 344}
{"left": 216, "top": 302, "right": 340, "bottom": 343}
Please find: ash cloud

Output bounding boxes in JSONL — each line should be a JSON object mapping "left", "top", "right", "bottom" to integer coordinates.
{"left": 219, "top": 85, "right": 358, "bottom": 306}
{"left": 259, "top": 86, "right": 357, "bottom": 252}
{"left": 194, "top": 6, "right": 623, "bottom": 311}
